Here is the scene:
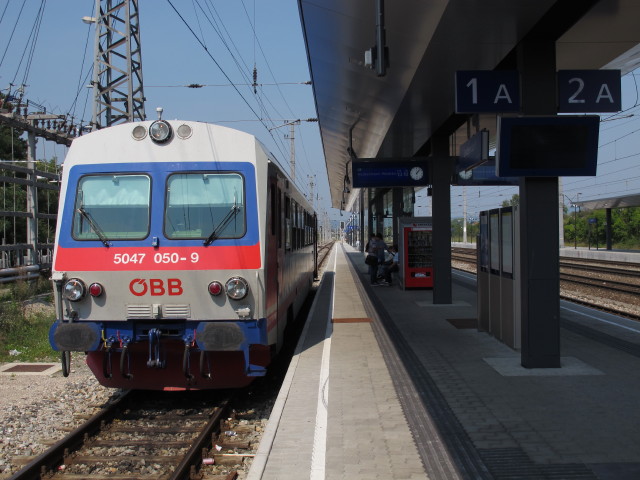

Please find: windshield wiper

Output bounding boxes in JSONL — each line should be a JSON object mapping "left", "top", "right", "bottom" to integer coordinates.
{"left": 204, "top": 204, "right": 240, "bottom": 246}
{"left": 76, "top": 207, "right": 110, "bottom": 247}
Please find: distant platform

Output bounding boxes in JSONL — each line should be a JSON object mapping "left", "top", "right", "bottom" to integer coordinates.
{"left": 453, "top": 242, "right": 640, "bottom": 263}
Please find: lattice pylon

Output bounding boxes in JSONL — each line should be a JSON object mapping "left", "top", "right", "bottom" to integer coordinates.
{"left": 91, "top": 0, "right": 146, "bottom": 129}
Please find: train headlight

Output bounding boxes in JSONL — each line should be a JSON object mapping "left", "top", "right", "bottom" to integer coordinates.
{"left": 149, "top": 120, "right": 172, "bottom": 143}
{"left": 225, "top": 276, "right": 249, "bottom": 300}
{"left": 208, "top": 281, "right": 223, "bottom": 296}
{"left": 131, "top": 125, "right": 147, "bottom": 140}
{"left": 63, "top": 278, "right": 86, "bottom": 302}
{"left": 89, "top": 282, "right": 104, "bottom": 297}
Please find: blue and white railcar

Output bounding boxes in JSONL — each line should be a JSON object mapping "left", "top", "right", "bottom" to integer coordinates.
{"left": 49, "top": 118, "right": 316, "bottom": 390}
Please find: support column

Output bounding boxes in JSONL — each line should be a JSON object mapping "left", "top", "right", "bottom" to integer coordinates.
{"left": 605, "top": 208, "right": 612, "bottom": 250}
{"left": 518, "top": 39, "right": 560, "bottom": 368}
{"left": 392, "top": 187, "right": 403, "bottom": 246}
{"left": 359, "top": 190, "right": 365, "bottom": 252}
{"left": 430, "top": 136, "right": 452, "bottom": 304}
{"left": 26, "top": 132, "right": 38, "bottom": 265}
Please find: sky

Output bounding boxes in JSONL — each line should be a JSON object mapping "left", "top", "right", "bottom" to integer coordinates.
{"left": 0, "top": 0, "right": 335, "bottom": 219}
{"left": 2, "top": 2, "right": 640, "bottom": 223}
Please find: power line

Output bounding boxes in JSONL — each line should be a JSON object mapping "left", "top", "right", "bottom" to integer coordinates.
{"left": 0, "top": 0, "right": 26, "bottom": 70}
{"left": 145, "top": 81, "right": 311, "bottom": 88}
{"left": 165, "top": 0, "right": 268, "bottom": 130}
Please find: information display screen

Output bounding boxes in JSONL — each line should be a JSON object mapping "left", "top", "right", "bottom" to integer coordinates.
{"left": 352, "top": 160, "right": 429, "bottom": 187}
{"left": 496, "top": 116, "right": 600, "bottom": 177}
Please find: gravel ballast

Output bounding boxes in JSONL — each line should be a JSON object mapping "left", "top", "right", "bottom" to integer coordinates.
{"left": 0, "top": 358, "right": 117, "bottom": 479}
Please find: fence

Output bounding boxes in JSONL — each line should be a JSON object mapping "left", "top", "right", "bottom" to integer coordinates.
{"left": 0, "top": 161, "right": 59, "bottom": 282}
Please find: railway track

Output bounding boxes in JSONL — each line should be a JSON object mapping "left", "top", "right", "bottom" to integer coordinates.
{"left": 452, "top": 247, "right": 640, "bottom": 321}
{"left": 8, "top": 391, "right": 250, "bottom": 480}
{"left": 317, "top": 241, "right": 335, "bottom": 273}
{"left": 7, "top": 240, "right": 334, "bottom": 480}
{"left": 560, "top": 272, "right": 640, "bottom": 296}
{"left": 8, "top": 245, "right": 337, "bottom": 480}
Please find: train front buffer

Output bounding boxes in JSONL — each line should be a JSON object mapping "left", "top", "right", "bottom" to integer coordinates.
{"left": 49, "top": 271, "right": 271, "bottom": 389}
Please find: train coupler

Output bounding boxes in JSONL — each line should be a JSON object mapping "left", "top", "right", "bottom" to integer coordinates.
{"left": 146, "top": 328, "right": 165, "bottom": 368}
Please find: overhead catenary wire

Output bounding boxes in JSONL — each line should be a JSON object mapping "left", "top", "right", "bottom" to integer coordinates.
{"left": 67, "top": 2, "right": 95, "bottom": 124}
{"left": 0, "top": 0, "right": 27, "bottom": 71}
{"left": 166, "top": 1, "right": 282, "bottom": 148}
{"left": 188, "top": 0, "right": 304, "bottom": 161}
{"left": 191, "top": 0, "right": 292, "bottom": 155}
{"left": 145, "top": 81, "right": 311, "bottom": 88}
{"left": 165, "top": 0, "right": 311, "bottom": 184}
{"left": 11, "top": 0, "right": 47, "bottom": 90}
{"left": 238, "top": 0, "right": 298, "bottom": 121}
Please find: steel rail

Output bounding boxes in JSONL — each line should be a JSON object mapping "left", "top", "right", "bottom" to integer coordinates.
{"left": 6, "top": 391, "right": 132, "bottom": 480}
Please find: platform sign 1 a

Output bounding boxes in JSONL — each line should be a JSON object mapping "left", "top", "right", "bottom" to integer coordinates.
{"left": 557, "top": 70, "right": 621, "bottom": 113}
{"left": 455, "top": 70, "right": 520, "bottom": 113}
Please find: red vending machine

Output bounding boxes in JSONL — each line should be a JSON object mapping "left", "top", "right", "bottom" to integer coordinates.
{"left": 398, "top": 217, "right": 433, "bottom": 289}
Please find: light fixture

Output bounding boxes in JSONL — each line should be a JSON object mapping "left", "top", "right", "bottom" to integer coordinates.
{"left": 149, "top": 120, "right": 172, "bottom": 144}
{"left": 225, "top": 277, "right": 249, "bottom": 300}
{"left": 63, "top": 278, "right": 86, "bottom": 302}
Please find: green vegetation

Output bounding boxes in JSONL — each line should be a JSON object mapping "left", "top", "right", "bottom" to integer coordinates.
{"left": 451, "top": 192, "right": 640, "bottom": 250}
{"left": 563, "top": 206, "right": 640, "bottom": 249}
{"left": 0, "top": 277, "right": 56, "bottom": 363}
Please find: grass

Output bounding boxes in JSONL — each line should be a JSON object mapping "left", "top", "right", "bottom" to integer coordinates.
{"left": 0, "top": 277, "right": 58, "bottom": 363}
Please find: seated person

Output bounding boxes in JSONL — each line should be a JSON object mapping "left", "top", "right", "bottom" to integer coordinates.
{"left": 381, "top": 245, "right": 399, "bottom": 285}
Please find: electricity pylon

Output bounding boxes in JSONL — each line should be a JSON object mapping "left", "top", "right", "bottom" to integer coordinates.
{"left": 89, "top": 0, "right": 146, "bottom": 129}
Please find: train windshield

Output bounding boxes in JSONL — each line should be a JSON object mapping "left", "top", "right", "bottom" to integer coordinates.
{"left": 165, "top": 172, "right": 245, "bottom": 240}
{"left": 72, "top": 174, "right": 151, "bottom": 241}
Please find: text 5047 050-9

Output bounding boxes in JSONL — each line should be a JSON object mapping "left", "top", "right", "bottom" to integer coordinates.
{"left": 113, "top": 252, "right": 200, "bottom": 265}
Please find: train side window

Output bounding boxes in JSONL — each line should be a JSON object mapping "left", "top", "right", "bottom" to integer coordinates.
{"left": 278, "top": 188, "right": 282, "bottom": 249}
{"left": 292, "top": 201, "right": 298, "bottom": 250}
{"left": 72, "top": 174, "right": 151, "bottom": 241}
{"left": 165, "top": 172, "right": 245, "bottom": 240}
{"left": 284, "top": 195, "right": 291, "bottom": 251}
{"left": 270, "top": 184, "right": 276, "bottom": 236}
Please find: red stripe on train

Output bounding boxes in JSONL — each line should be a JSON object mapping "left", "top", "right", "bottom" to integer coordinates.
{"left": 53, "top": 244, "right": 261, "bottom": 271}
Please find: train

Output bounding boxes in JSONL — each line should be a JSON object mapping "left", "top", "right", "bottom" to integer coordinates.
{"left": 49, "top": 115, "right": 317, "bottom": 390}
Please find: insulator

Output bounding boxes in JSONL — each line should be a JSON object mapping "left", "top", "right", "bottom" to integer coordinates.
{"left": 253, "top": 66, "right": 258, "bottom": 94}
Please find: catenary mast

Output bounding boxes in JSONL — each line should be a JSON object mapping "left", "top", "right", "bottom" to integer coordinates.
{"left": 90, "top": 0, "right": 146, "bottom": 129}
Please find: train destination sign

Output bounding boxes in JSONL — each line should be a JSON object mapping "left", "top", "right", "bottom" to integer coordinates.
{"left": 557, "top": 70, "right": 621, "bottom": 113}
{"left": 352, "top": 160, "right": 429, "bottom": 187}
{"left": 455, "top": 70, "right": 520, "bottom": 113}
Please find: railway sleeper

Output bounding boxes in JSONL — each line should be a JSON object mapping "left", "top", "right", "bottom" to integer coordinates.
{"left": 69, "top": 454, "right": 184, "bottom": 465}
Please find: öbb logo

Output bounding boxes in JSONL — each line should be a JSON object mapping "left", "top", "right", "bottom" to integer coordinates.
{"left": 129, "top": 278, "right": 183, "bottom": 296}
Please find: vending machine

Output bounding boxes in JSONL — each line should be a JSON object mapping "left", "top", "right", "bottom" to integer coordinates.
{"left": 398, "top": 217, "right": 433, "bottom": 289}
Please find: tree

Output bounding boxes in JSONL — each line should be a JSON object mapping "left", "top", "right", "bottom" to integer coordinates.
{"left": 501, "top": 194, "right": 519, "bottom": 208}
{"left": 0, "top": 125, "right": 27, "bottom": 161}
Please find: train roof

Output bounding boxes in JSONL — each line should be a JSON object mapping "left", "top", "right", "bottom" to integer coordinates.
{"left": 64, "top": 120, "right": 263, "bottom": 167}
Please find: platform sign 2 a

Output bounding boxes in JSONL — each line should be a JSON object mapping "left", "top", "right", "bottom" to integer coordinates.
{"left": 455, "top": 71, "right": 520, "bottom": 113}
{"left": 557, "top": 70, "right": 621, "bottom": 113}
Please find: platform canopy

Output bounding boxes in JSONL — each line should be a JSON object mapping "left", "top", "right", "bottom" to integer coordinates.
{"left": 297, "top": 0, "right": 640, "bottom": 209}
{"left": 575, "top": 193, "right": 640, "bottom": 211}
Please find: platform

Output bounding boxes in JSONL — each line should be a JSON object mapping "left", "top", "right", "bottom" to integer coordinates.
{"left": 248, "top": 243, "right": 640, "bottom": 480}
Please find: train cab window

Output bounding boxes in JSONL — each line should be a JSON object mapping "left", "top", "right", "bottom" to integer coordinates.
{"left": 165, "top": 172, "right": 245, "bottom": 240}
{"left": 72, "top": 174, "right": 151, "bottom": 241}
